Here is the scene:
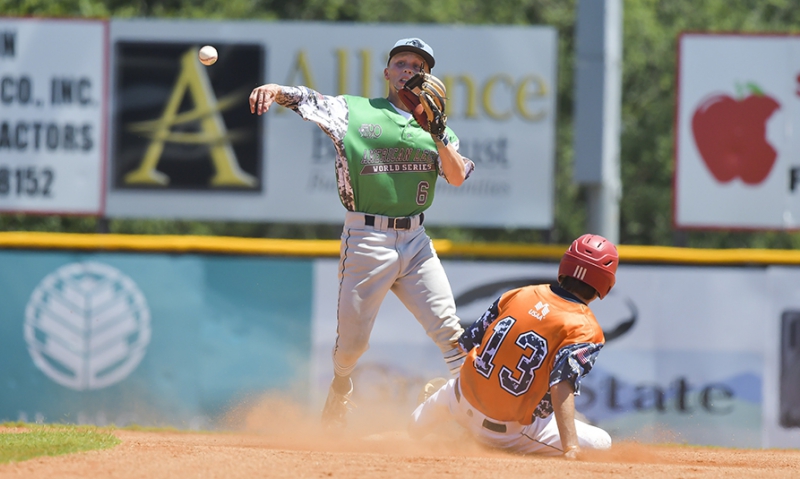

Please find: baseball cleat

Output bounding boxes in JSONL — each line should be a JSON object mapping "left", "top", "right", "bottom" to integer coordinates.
{"left": 416, "top": 377, "right": 448, "bottom": 405}
{"left": 321, "top": 377, "right": 355, "bottom": 429}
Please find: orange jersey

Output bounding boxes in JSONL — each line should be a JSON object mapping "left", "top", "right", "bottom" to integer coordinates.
{"left": 459, "top": 284, "right": 604, "bottom": 425}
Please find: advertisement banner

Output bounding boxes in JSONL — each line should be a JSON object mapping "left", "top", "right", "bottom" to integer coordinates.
{"left": 3, "top": 244, "right": 799, "bottom": 447}
{"left": 0, "top": 251, "right": 313, "bottom": 428}
{"left": 675, "top": 33, "right": 800, "bottom": 229}
{"left": 106, "top": 20, "right": 557, "bottom": 228}
{"left": 0, "top": 18, "right": 107, "bottom": 215}
{"left": 312, "top": 259, "right": 794, "bottom": 448}
{"left": 763, "top": 266, "right": 800, "bottom": 449}
{"left": 112, "top": 41, "right": 263, "bottom": 192}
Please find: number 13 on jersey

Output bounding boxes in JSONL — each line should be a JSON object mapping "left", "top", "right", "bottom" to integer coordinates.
{"left": 473, "top": 316, "right": 549, "bottom": 397}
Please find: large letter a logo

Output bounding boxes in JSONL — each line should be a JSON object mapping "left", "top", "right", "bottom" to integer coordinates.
{"left": 124, "top": 48, "right": 256, "bottom": 187}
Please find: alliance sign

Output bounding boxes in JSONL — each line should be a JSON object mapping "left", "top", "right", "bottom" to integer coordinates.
{"left": 282, "top": 48, "right": 551, "bottom": 122}
{"left": 106, "top": 21, "right": 557, "bottom": 228}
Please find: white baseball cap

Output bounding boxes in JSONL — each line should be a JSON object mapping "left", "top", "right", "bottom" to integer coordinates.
{"left": 388, "top": 37, "right": 435, "bottom": 69}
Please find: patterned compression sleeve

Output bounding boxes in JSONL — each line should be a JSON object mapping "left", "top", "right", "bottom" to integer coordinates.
{"left": 276, "top": 86, "right": 349, "bottom": 143}
{"left": 548, "top": 342, "right": 604, "bottom": 394}
{"left": 458, "top": 298, "right": 501, "bottom": 353}
{"left": 275, "top": 86, "right": 354, "bottom": 209}
{"left": 532, "top": 342, "right": 604, "bottom": 419}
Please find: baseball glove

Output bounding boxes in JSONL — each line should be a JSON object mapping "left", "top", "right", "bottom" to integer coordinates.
{"left": 399, "top": 72, "right": 448, "bottom": 137}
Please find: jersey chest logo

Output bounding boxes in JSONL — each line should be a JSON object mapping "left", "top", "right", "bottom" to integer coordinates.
{"left": 358, "top": 123, "right": 382, "bottom": 139}
{"left": 528, "top": 301, "right": 550, "bottom": 320}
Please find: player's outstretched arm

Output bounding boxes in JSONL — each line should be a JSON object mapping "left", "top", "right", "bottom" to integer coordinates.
{"left": 551, "top": 380, "right": 581, "bottom": 460}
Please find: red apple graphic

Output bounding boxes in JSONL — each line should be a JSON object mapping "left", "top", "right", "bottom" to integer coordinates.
{"left": 691, "top": 84, "right": 780, "bottom": 185}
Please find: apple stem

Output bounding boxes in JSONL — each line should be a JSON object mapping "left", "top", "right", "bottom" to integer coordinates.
{"left": 736, "top": 82, "right": 765, "bottom": 98}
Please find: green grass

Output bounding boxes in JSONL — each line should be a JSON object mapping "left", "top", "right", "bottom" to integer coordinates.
{"left": 0, "top": 424, "right": 121, "bottom": 464}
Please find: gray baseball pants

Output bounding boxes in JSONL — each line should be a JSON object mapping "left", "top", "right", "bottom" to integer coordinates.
{"left": 332, "top": 211, "right": 466, "bottom": 377}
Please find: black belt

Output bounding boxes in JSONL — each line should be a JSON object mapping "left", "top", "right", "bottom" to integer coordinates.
{"left": 454, "top": 378, "right": 507, "bottom": 433}
{"left": 482, "top": 419, "right": 507, "bottom": 433}
{"left": 364, "top": 212, "right": 424, "bottom": 230}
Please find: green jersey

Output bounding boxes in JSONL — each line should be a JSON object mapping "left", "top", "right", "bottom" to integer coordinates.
{"left": 342, "top": 95, "right": 455, "bottom": 217}
{"left": 278, "top": 87, "right": 470, "bottom": 218}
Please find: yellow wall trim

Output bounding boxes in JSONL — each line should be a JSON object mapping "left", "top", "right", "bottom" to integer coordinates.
{"left": 0, "top": 232, "right": 799, "bottom": 265}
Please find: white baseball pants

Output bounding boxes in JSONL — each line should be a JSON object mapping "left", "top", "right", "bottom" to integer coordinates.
{"left": 332, "top": 212, "right": 465, "bottom": 377}
{"left": 409, "top": 378, "right": 612, "bottom": 456}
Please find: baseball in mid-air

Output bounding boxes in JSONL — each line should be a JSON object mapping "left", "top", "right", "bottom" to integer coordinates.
{"left": 198, "top": 45, "right": 218, "bottom": 66}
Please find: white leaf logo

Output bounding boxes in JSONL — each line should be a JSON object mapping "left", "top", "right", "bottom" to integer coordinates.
{"left": 24, "top": 262, "right": 151, "bottom": 391}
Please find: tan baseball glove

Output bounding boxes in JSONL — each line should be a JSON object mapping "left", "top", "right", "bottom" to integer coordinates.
{"left": 399, "top": 72, "right": 448, "bottom": 138}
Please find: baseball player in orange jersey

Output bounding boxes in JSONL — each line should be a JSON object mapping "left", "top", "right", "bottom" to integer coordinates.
{"left": 409, "top": 234, "right": 618, "bottom": 460}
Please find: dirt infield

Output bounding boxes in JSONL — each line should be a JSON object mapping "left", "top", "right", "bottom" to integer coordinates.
{"left": 1, "top": 396, "right": 799, "bottom": 479}
{"left": 2, "top": 429, "right": 799, "bottom": 479}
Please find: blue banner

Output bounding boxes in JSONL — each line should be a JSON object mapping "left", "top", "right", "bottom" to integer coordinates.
{"left": 0, "top": 251, "right": 313, "bottom": 429}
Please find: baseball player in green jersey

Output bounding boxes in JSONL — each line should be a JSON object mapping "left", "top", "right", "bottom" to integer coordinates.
{"left": 249, "top": 38, "right": 475, "bottom": 429}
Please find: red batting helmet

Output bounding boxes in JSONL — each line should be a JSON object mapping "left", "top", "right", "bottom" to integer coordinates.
{"left": 558, "top": 234, "right": 619, "bottom": 299}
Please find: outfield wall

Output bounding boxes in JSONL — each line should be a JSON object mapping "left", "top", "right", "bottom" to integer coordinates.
{"left": 1, "top": 233, "right": 799, "bottom": 449}
{"left": 0, "top": 248, "right": 313, "bottom": 430}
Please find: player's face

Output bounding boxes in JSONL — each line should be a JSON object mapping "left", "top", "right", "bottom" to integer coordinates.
{"left": 384, "top": 52, "right": 429, "bottom": 92}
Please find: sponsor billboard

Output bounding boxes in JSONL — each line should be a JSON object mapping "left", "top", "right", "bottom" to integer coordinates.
{"left": 0, "top": 251, "right": 313, "bottom": 428}
{"left": 112, "top": 42, "right": 263, "bottom": 192}
{"left": 312, "top": 259, "right": 800, "bottom": 448}
{"left": 106, "top": 20, "right": 557, "bottom": 228}
{"left": 0, "top": 18, "right": 107, "bottom": 215}
{"left": 675, "top": 33, "right": 800, "bottom": 229}
{"left": 2, "top": 244, "right": 800, "bottom": 447}
{"left": 24, "top": 262, "right": 152, "bottom": 391}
